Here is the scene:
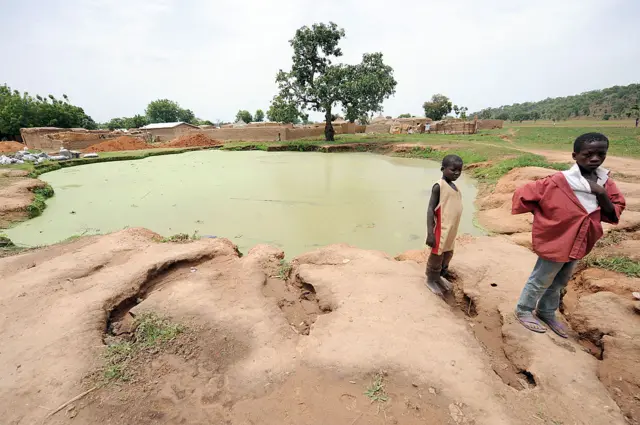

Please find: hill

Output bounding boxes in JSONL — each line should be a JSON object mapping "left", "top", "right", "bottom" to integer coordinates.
{"left": 473, "top": 83, "right": 640, "bottom": 121}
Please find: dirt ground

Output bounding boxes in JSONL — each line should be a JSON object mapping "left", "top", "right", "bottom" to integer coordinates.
{"left": 0, "top": 148, "right": 639, "bottom": 425}
{"left": 162, "top": 133, "right": 222, "bottom": 149}
{"left": 0, "top": 227, "right": 635, "bottom": 425}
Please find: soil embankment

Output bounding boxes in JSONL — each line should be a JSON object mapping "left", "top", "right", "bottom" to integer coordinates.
{"left": 0, "top": 169, "right": 49, "bottom": 228}
{"left": 0, "top": 228, "right": 632, "bottom": 425}
{"left": 0, "top": 141, "right": 26, "bottom": 153}
{"left": 85, "top": 136, "right": 151, "bottom": 152}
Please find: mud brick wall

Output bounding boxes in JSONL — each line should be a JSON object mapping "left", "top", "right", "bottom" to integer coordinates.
{"left": 364, "top": 124, "right": 391, "bottom": 134}
{"left": 20, "top": 128, "right": 121, "bottom": 150}
{"left": 477, "top": 120, "right": 504, "bottom": 130}
{"left": 286, "top": 127, "right": 325, "bottom": 140}
{"left": 203, "top": 127, "right": 286, "bottom": 142}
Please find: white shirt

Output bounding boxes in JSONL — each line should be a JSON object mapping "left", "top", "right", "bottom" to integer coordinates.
{"left": 561, "top": 164, "right": 609, "bottom": 214}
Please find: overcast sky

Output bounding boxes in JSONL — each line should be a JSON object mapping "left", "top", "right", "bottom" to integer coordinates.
{"left": 2, "top": 0, "right": 638, "bottom": 123}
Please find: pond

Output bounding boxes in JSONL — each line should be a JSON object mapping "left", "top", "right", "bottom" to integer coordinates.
{"left": 5, "top": 151, "right": 482, "bottom": 257}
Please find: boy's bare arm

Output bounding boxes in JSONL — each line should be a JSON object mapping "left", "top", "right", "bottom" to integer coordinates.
{"left": 426, "top": 183, "right": 440, "bottom": 246}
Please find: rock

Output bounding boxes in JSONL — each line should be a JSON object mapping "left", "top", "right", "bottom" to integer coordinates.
{"left": 508, "top": 233, "right": 532, "bottom": 250}
{"left": 395, "top": 248, "right": 428, "bottom": 263}
{"left": 477, "top": 207, "right": 533, "bottom": 234}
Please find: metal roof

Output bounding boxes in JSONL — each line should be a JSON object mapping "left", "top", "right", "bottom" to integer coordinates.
{"left": 140, "top": 122, "right": 197, "bottom": 130}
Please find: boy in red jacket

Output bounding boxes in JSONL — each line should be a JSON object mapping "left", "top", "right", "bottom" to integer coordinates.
{"left": 512, "top": 132, "right": 625, "bottom": 338}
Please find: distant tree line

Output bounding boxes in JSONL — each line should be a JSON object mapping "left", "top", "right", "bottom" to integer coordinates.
{"left": 471, "top": 83, "right": 640, "bottom": 122}
{"left": 103, "top": 99, "right": 213, "bottom": 130}
{"left": 0, "top": 84, "right": 97, "bottom": 140}
{"left": 234, "top": 109, "right": 265, "bottom": 124}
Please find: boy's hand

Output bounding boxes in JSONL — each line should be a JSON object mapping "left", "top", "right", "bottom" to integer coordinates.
{"left": 587, "top": 180, "right": 606, "bottom": 196}
{"left": 426, "top": 233, "right": 435, "bottom": 247}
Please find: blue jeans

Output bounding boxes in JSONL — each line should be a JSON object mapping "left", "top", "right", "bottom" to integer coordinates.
{"left": 515, "top": 257, "right": 577, "bottom": 319}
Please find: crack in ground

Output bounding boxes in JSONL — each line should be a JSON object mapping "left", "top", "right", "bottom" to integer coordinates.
{"left": 103, "top": 254, "right": 216, "bottom": 339}
{"left": 262, "top": 270, "right": 332, "bottom": 336}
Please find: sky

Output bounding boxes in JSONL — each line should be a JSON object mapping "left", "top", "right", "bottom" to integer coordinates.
{"left": 1, "top": 0, "right": 638, "bottom": 123}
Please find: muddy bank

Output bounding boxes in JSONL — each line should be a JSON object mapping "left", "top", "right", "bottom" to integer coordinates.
{"left": 0, "top": 169, "right": 51, "bottom": 229}
{"left": 0, "top": 228, "right": 634, "bottom": 425}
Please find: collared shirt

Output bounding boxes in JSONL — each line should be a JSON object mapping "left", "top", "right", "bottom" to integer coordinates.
{"left": 512, "top": 171, "right": 625, "bottom": 262}
{"left": 561, "top": 164, "right": 609, "bottom": 214}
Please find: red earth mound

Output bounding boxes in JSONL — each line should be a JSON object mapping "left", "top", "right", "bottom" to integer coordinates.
{"left": 0, "top": 141, "right": 26, "bottom": 153}
{"left": 85, "top": 136, "right": 150, "bottom": 152}
{"left": 163, "top": 133, "right": 223, "bottom": 148}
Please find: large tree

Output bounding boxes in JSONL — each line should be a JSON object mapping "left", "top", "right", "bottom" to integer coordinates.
{"left": 267, "top": 95, "right": 302, "bottom": 124}
{"left": 275, "top": 22, "right": 396, "bottom": 141}
{"left": 423, "top": 94, "right": 453, "bottom": 121}
{"left": 145, "top": 99, "right": 194, "bottom": 124}
{"left": 254, "top": 109, "right": 265, "bottom": 122}
{"left": 341, "top": 53, "right": 397, "bottom": 123}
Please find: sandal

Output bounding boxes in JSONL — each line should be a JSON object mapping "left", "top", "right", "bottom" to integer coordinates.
{"left": 534, "top": 312, "right": 568, "bottom": 339}
{"left": 514, "top": 311, "right": 546, "bottom": 333}
{"left": 425, "top": 278, "right": 444, "bottom": 297}
{"left": 438, "top": 276, "right": 453, "bottom": 292}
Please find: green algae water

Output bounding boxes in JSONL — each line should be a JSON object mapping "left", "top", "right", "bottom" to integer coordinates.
{"left": 5, "top": 151, "right": 481, "bottom": 257}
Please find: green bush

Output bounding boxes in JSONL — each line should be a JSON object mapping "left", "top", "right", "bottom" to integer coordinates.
{"left": 26, "top": 184, "right": 54, "bottom": 218}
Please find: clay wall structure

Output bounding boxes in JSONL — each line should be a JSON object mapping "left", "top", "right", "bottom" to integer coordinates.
{"left": 428, "top": 120, "right": 477, "bottom": 135}
{"left": 20, "top": 120, "right": 365, "bottom": 147}
{"left": 476, "top": 119, "right": 504, "bottom": 130}
{"left": 20, "top": 128, "right": 128, "bottom": 150}
{"left": 142, "top": 123, "right": 200, "bottom": 142}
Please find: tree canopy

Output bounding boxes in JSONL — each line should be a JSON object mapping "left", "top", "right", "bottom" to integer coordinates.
{"left": 254, "top": 109, "right": 265, "bottom": 122}
{"left": 0, "top": 85, "right": 96, "bottom": 140}
{"left": 471, "top": 83, "right": 640, "bottom": 121}
{"left": 235, "top": 110, "right": 253, "bottom": 124}
{"left": 267, "top": 95, "right": 302, "bottom": 124}
{"left": 275, "top": 22, "right": 396, "bottom": 141}
{"left": 145, "top": 99, "right": 195, "bottom": 124}
{"left": 106, "top": 114, "right": 149, "bottom": 130}
{"left": 422, "top": 94, "right": 453, "bottom": 121}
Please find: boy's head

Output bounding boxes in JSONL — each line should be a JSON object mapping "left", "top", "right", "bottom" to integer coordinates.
{"left": 573, "top": 132, "right": 609, "bottom": 172}
{"left": 441, "top": 154, "right": 463, "bottom": 182}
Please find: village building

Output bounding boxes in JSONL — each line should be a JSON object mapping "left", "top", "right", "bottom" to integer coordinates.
{"left": 140, "top": 122, "right": 199, "bottom": 142}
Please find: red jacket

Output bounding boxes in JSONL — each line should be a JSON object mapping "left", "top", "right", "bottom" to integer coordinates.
{"left": 512, "top": 172, "right": 626, "bottom": 262}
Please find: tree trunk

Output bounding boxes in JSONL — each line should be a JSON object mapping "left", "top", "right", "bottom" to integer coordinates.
{"left": 324, "top": 109, "right": 335, "bottom": 142}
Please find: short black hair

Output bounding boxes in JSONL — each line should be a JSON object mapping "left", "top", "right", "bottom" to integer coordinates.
{"left": 573, "top": 132, "right": 609, "bottom": 153}
{"left": 442, "top": 154, "right": 463, "bottom": 167}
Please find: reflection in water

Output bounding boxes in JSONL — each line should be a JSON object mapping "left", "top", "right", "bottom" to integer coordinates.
{"left": 6, "top": 151, "right": 482, "bottom": 257}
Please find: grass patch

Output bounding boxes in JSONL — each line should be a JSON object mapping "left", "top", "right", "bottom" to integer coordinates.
{"left": 364, "top": 372, "right": 389, "bottom": 403}
{"left": 583, "top": 256, "right": 640, "bottom": 278}
{"left": 401, "top": 146, "right": 489, "bottom": 164}
{"left": 160, "top": 231, "right": 199, "bottom": 243}
{"left": 594, "top": 230, "right": 630, "bottom": 248}
{"left": 472, "top": 154, "right": 570, "bottom": 182}
{"left": 26, "top": 183, "right": 54, "bottom": 218}
{"left": 103, "top": 312, "right": 184, "bottom": 382}
{"left": 277, "top": 259, "right": 292, "bottom": 279}
{"left": 493, "top": 125, "right": 640, "bottom": 158}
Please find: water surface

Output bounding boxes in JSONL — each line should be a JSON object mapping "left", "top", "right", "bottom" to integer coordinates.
{"left": 6, "top": 151, "right": 481, "bottom": 257}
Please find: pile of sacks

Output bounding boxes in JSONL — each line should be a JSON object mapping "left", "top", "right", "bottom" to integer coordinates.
{"left": 0, "top": 147, "right": 96, "bottom": 165}
{"left": 0, "top": 150, "right": 49, "bottom": 165}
